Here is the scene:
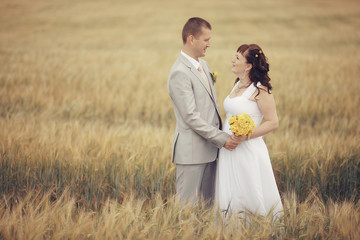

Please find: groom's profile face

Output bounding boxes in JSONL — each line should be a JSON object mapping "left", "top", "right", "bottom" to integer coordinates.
{"left": 192, "top": 27, "right": 211, "bottom": 59}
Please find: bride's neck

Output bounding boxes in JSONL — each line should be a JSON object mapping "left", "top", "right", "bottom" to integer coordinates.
{"left": 237, "top": 76, "right": 251, "bottom": 86}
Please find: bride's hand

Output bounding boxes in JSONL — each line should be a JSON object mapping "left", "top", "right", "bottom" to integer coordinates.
{"left": 231, "top": 134, "right": 247, "bottom": 144}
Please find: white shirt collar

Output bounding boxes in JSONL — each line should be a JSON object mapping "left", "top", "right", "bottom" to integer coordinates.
{"left": 181, "top": 50, "right": 200, "bottom": 69}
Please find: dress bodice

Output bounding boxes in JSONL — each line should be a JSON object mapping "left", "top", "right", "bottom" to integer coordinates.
{"left": 223, "top": 82, "right": 263, "bottom": 134}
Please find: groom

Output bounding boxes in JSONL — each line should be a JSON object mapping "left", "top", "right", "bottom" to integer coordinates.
{"left": 167, "top": 17, "right": 240, "bottom": 206}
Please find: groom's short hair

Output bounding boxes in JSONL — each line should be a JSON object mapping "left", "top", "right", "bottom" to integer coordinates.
{"left": 182, "top": 17, "right": 211, "bottom": 44}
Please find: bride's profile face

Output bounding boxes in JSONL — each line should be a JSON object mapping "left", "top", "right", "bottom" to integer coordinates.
{"left": 232, "top": 52, "right": 251, "bottom": 77}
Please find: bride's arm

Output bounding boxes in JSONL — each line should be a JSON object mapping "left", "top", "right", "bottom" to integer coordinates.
{"left": 249, "top": 88, "right": 279, "bottom": 139}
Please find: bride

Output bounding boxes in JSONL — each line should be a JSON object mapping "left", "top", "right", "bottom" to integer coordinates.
{"left": 215, "top": 44, "right": 283, "bottom": 218}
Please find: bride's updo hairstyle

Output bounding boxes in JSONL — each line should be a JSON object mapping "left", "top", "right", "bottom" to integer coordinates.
{"left": 235, "top": 44, "right": 272, "bottom": 97}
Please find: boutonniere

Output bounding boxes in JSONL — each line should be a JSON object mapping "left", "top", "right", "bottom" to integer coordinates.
{"left": 210, "top": 72, "right": 218, "bottom": 84}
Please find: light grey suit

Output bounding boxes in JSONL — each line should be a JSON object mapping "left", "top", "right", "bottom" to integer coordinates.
{"left": 167, "top": 54, "right": 229, "bottom": 205}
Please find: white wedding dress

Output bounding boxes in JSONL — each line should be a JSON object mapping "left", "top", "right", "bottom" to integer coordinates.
{"left": 215, "top": 82, "right": 283, "bottom": 218}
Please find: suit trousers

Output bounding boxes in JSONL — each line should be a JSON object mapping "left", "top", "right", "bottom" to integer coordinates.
{"left": 175, "top": 160, "right": 217, "bottom": 207}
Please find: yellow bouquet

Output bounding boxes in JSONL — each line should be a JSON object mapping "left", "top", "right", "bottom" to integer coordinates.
{"left": 229, "top": 113, "right": 255, "bottom": 137}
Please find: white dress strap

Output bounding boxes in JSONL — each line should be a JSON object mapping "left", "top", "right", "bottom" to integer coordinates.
{"left": 229, "top": 81, "right": 240, "bottom": 95}
{"left": 242, "top": 82, "right": 261, "bottom": 99}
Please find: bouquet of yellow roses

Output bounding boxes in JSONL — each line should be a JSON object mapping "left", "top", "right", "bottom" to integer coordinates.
{"left": 229, "top": 113, "right": 255, "bottom": 137}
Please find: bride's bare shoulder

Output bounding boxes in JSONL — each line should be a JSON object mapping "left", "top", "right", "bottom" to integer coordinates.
{"left": 257, "top": 84, "right": 271, "bottom": 93}
{"left": 253, "top": 84, "right": 273, "bottom": 102}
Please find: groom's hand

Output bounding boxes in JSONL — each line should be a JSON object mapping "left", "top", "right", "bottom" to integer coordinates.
{"left": 224, "top": 135, "right": 241, "bottom": 151}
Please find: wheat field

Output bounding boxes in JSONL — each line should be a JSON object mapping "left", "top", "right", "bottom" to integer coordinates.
{"left": 0, "top": 0, "right": 359, "bottom": 239}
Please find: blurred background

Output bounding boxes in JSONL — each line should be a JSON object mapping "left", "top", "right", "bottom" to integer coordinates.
{"left": 0, "top": 0, "right": 359, "bottom": 238}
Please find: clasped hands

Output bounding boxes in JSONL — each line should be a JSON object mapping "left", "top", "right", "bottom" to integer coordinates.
{"left": 224, "top": 134, "right": 248, "bottom": 151}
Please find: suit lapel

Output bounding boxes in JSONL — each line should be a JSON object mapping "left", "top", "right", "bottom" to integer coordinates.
{"left": 178, "top": 55, "right": 222, "bottom": 121}
{"left": 191, "top": 67, "right": 214, "bottom": 98}
{"left": 200, "top": 62, "right": 217, "bottom": 99}
{"left": 200, "top": 61, "right": 223, "bottom": 123}
{"left": 179, "top": 55, "right": 214, "bottom": 100}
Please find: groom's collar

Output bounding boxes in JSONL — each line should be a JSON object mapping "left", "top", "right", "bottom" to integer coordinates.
{"left": 180, "top": 50, "right": 200, "bottom": 70}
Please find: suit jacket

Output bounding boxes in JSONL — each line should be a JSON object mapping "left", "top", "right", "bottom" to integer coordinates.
{"left": 167, "top": 54, "right": 229, "bottom": 165}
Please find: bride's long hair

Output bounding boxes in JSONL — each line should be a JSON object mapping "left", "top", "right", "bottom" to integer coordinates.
{"left": 235, "top": 44, "right": 272, "bottom": 98}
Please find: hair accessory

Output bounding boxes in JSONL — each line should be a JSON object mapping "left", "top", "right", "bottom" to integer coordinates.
{"left": 259, "top": 50, "right": 263, "bottom": 54}
{"left": 255, "top": 54, "right": 259, "bottom": 58}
